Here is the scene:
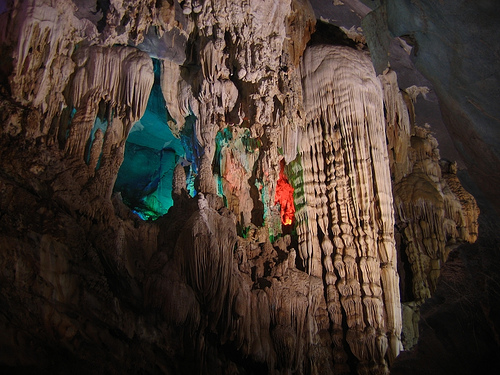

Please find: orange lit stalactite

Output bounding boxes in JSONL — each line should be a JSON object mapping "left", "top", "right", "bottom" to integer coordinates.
{"left": 274, "top": 160, "right": 295, "bottom": 226}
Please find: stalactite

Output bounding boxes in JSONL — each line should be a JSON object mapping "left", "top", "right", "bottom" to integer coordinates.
{"left": 88, "top": 128, "right": 104, "bottom": 173}
{"left": 298, "top": 124, "right": 322, "bottom": 277}
{"left": 91, "top": 116, "right": 126, "bottom": 199}
{"left": 70, "top": 46, "right": 154, "bottom": 125}
{"left": 195, "top": 36, "right": 237, "bottom": 194}
{"left": 63, "top": 45, "right": 154, "bottom": 197}
{"left": 4, "top": 0, "right": 83, "bottom": 129}
{"left": 300, "top": 44, "right": 403, "bottom": 372}
{"left": 98, "top": 0, "right": 156, "bottom": 46}
{"left": 160, "top": 59, "right": 196, "bottom": 137}
{"left": 190, "top": 0, "right": 313, "bottom": 213}
{"left": 0, "top": 1, "right": 488, "bottom": 374}
{"left": 379, "top": 69, "right": 412, "bottom": 184}
{"left": 64, "top": 91, "right": 101, "bottom": 160}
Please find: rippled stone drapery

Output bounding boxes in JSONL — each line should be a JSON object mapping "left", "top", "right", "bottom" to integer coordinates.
{"left": 298, "top": 45, "right": 403, "bottom": 373}
{"left": 0, "top": 1, "right": 482, "bottom": 374}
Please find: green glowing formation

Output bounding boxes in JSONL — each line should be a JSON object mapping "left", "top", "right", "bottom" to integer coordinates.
{"left": 111, "top": 60, "right": 301, "bottom": 227}
{"left": 113, "top": 59, "right": 195, "bottom": 220}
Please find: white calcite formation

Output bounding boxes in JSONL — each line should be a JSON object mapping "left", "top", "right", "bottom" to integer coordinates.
{"left": 66, "top": 45, "right": 154, "bottom": 198}
{"left": 0, "top": 0, "right": 155, "bottom": 199}
{"left": 0, "top": 1, "right": 480, "bottom": 374}
{"left": 175, "top": 0, "right": 315, "bottom": 198}
{"left": 299, "top": 45, "right": 403, "bottom": 373}
{"left": 2, "top": 0, "right": 87, "bottom": 125}
{"left": 392, "top": 126, "right": 479, "bottom": 348}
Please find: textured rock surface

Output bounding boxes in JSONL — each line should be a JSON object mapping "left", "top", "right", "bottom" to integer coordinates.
{"left": 299, "top": 44, "right": 402, "bottom": 373}
{"left": 371, "top": 1, "right": 500, "bottom": 372}
{"left": 384, "top": 0, "right": 500, "bottom": 213}
{"left": 378, "top": 68, "right": 480, "bottom": 349}
{"left": 0, "top": 0, "right": 493, "bottom": 374}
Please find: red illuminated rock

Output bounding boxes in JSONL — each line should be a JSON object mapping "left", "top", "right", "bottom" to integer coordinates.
{"left": 275, "top": 160, "right": 295, "bottom": 226}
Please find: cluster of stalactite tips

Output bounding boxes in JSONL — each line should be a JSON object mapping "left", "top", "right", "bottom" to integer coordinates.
{"left": 0, "top": 1, "right": 479, "bottom": 374}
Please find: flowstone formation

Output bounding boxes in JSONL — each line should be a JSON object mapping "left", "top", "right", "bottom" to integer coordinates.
{"left": 298, "top": 45, "right": 403, "bottom": 372}
{"left": 0, "top": 1, "right": 480, "bottom": 374}
{"left": 379, "top": 70, "right": 479, "bottom": 349}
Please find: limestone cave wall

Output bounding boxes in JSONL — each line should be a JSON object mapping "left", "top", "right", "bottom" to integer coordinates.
{"left": 0, "top": 1, "right": 492, "bottom": 374}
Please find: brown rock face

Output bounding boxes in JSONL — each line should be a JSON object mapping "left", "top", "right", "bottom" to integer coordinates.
{"left": 0, "top": 1, "right": 487, "bottom": 374}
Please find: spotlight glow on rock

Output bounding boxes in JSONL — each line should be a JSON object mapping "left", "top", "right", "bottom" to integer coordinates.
{"left": 275, "top": 160, "right": 295, "bottom": 226}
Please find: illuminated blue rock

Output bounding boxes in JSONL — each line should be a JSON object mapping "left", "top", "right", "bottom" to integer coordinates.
{"left": 114, "top": 59, "right": 194, "bottom": 220}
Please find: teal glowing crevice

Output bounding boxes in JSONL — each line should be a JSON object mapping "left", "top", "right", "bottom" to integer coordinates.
{"left": 214, "top": 127, "right": 232, "bottom": 174}
{"left": 241, "top": 129, "right": 261, "bottom": 153}
{"left": 115, "top": 142, "right": 178, "bottom": 219}
{"left": 113, "top": 58, "right": 197, "bottom": 220}
{"left": 259, "top": 179, "right": 271, "bottom": 222}
{"left": 180, "top": 114, "right": 199, "bottom": 197}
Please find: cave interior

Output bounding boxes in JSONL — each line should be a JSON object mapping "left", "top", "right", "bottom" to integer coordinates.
{"left": 0, "top": 0, "right": 499, "bottom": 374}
